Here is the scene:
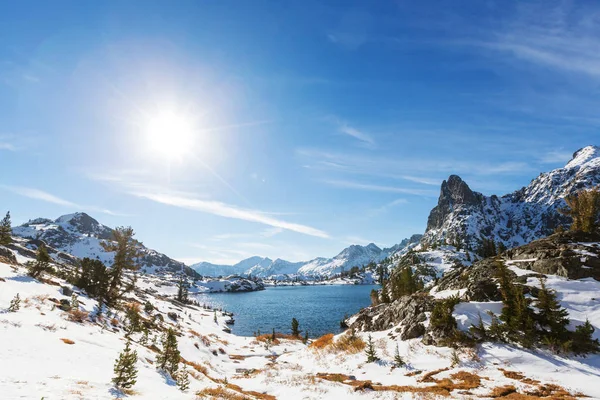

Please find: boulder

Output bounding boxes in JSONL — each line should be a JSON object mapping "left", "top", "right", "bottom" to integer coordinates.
{"left": 61, "top": 286, "right": 73, "bottom": 297}
{"left": 349, "top": 294, "right": 434, "bottom": 340}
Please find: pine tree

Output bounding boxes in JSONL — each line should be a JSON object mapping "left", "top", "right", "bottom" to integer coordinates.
{"left": 156, "top": 328, "right": 180, "bottom": 377}
{"left": 213, "top": 310, "right": 217, "bottom": 323}
{"left": 112, "top": 340, "right": 138, "bottom": 390}
{"left": 8, "top": 293, "right": 20, "bottom": 312}
{"left": 571, "top": 319, "right": 600, "bottom": 356}
{"left": 27, "top": 243, "right": 52, "bottom": 279}
{"left": 303, "top": 330, "right": 309, "bottom": 344}
{"left": 271, "top": 328, "right": 276, "bottom": 341}
{"left": 0, "top": 211, "right": 12, "bottom": 246}
{"left": 100, "top": 227, "right": 141, "bottom": 307}
{"left": 176, "top": 274, "right": 189, "bottom": 303}
{"left": 365, "top": 334, "right": 379, "bottom": 363}
{"left": 534, "top": 278, "right": 570, "bottom": 351}
{"left": 176, "top": 367, "right": 190, "bottom": 391}
{"left": 393, "top": 345, "right": 405, "bottom": 367}
{"left": 291, "top": 317, "right": 301, "bottom": 336}
{"left": 560, "top": 188, "right": 600, "bottom": 233}
{"left": 469, "top": 313, "right": 487, "bottom": 341}
{"left": 75, "top": 258, "right": 109, "bottom": 300}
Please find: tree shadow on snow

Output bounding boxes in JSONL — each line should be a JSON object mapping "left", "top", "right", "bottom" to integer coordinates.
{"left": 108, "top": 387, "right": 126, "bottom": 398}
{"left": 6, "top": 275, "right": 36, "bottom": 283}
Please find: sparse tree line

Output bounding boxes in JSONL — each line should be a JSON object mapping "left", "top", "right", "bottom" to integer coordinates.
{"left": 426, "top": 261, "right": 600, "bottom": 356}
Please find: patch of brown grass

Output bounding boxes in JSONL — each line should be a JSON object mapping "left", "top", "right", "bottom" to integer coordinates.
{"left": 256, "top": 334, "right": 280, "bottom": 345}
{"left": 110, "top": 318, "right": 119, "bottom": 326}
{"left": 333, "top": 333, "right": 366, "bottom": 354}
{"left": 184, "top": 360, "right": 208, "bottom": 376}
{"left": 309, "top": 333, "right": 334, "bottom": 350}
{"left": 229, "top": 354, "right": 248, "bottom": 360}
{"left": 489, "top": 385, "right": 518, "bottom": 398}
{"left": 419, "top": 367, "right": 450, "bottom": 382}
{"left": 196, "top": 387, "right": 248, "bottom": 400}
{"left": 125, "top": 302, "right": 141, "bottom": 313}
{"left": 60, "top": 338, "right": 75, "bottom": 345}
{"left": 67, "top": 309, "right": 89, "bottom": 323}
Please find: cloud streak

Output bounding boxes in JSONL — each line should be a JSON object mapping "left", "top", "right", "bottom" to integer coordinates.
{"left": 339, "top": 124, "right": 375, "bottom": 148}
{"left": 322, "top": 179, "right": 437, "bottom": 196}
{"left": 132, "top": 191, "right": 329, "bottom": 238}
{"left": 1, "top": 185, "right": 126, "bottom": 216}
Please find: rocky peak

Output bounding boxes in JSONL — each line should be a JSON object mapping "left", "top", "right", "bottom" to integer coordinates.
{"left": 565, "top": 145, "right": 600, "bottom": 170}
{"left": 426, "top": 175, "right": 482, "bottom": 232}
{"left": 55, "top": 212, "right": 113, "bottom": 240}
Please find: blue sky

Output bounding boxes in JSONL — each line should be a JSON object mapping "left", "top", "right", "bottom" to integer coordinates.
{"left": 1, "top": 0, "right": 599, "bottom": 264}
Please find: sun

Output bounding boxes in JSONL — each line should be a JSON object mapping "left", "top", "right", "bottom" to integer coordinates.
{"left": 146, "top": 110, "right": 194, "bottom": 158}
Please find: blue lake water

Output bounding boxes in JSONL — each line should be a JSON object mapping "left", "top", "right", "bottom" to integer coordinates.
{"left": 192, "top": 285, "right": 378, "bottom": 338}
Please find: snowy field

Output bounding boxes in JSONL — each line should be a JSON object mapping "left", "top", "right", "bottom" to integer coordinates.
{"left": 2, "top": 247, "right": 600, "bottom": 399}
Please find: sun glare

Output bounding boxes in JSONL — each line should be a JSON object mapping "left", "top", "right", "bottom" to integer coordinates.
{"left": 146, "top": 110, "right": 194, "bottom": 158}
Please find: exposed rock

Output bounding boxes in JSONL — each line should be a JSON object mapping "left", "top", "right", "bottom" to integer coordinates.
{"left": 422, "top": 145, "right": 600, "bottom": 251}
{"left": 349, "top": 294, "right": 434, "bottom": 340}
{"left": 59, "top": 299, "right": 71, "bottom": 311}
{"left": 505, "top": 231, "right": 600, "bottom": 280}
{"left": 434, "top": 258, "right": 509, "bottom": 302}
{"left": 167, "top": 312, "right": 178, "bottom": 321}
{"left": 0, "top": 246, "right": 17, "bottom": 265}
{"left": 61, "top": 286, "right": 73, "bottom": 297}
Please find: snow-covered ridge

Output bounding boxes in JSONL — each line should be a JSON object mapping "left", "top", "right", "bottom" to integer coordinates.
{"left": 423, "top": 145, "right": 600, "bottom": 249}
{"left": 12, "top": 212, "right": 198, "bottom": 277}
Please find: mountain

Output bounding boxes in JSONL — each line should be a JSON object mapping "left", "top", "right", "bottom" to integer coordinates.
{"left": 12, "top": 212, "right": 199, "bottom": 277}
{"left": 422, "top": 145, "right": 600, "bottom": 250}
{"left": 192, "top": 239, "right": 421, "bottom": 278}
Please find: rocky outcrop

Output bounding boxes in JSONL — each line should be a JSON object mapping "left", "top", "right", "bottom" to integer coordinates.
{"left": 349, "top": 294, "right": 434, "bottom": 340}
{"left": 505, "top": 231, "right": 600, "bottom": 280}
{"left": 422, "top": 145, "right": 600, "bottom": 251}
{"left": 0, "top": 246, "right": 17, "bottom": 265}
{"left": 434, "top": 258, "right": 509, "bottom": 302}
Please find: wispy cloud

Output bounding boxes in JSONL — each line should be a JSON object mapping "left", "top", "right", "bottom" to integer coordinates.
{"left": 132, "top": 191, "right": 329, "bottom": 238}
{"left": 339, "top": 124, "right": 375, "bottom": 148}
{"left": 1, "top": 185, "right": 126, "bottom": 216}
{"left": 367, "top": 198, "right": 408, "bottom": 217}
{"left": 2, "top": 186, "right": 78, "bottom": 207}
{"left": 539, "top": 149, "right": 573, "bottom": 164}
{"left": 0, "top": 142, "right": 16, "bottom": 151}
{"left": 322, "top": 179, "right": 437, "bottom": 196}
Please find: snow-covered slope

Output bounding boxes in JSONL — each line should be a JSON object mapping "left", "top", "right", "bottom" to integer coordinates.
{"left": 12, "top": 212, "right": 199, "bottom": 277}
{"left": 423, "top": 145, "right": 600, "bottom": 250}
{"left": 193, "top": 239, "right": 422, "bottom": 278}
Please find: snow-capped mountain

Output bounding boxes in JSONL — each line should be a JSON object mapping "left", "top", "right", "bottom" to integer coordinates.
{"left": 423, "top": 145, "right": 600, "bottom": 250}
{"left": 12, "top": 212, "right": 199, "bottom": 277}
{"left": 192, "top": 240, "right": 420, "bottom": 278}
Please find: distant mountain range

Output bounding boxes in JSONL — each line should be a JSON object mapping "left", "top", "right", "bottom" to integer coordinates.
{"left": 422, "top": 145, "right": 600, "bottom": 250}
{"left": 191, "top": 235, "right": 423, "bottom": 278}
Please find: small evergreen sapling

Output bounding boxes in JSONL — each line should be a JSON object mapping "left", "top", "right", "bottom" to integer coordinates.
{"left": 177, "top": 367, "right": 190, "bottom": 391}
{"left": 393, "top": 345, "right": 405, "bottom": 368}
{"left": 112, "top": 340, "right": 138, "bottom": 390}
{"left": 291, "top": 317, "right": 301, "bottom": 337}
{"left": 156, "top": 328, "right": 181, "bottom": 377}
{"left": 571, "top": 319, "right": 600, "bottom": 356}
{"left": 71, "top": 293, "right": 79, "bottom": 310}
{"left": 27, "top": 243, "right": 52, "bottom": 279}
{"left": 365, "top": 334, "right": 379, "bottom": 363}
{"left": 8, "top": 293, "right": 20, "bottom": 312}
{"left": 0, "top": 211, "right": 12, "bottom": 246}
{"left": 213, "top": 310, "right": 217, "bottom": 323}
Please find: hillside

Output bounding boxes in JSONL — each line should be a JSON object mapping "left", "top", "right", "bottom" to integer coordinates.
{"left": 423, "top": 145, "right": 600, "bottom": 250}
{"left": 11, "top": 212, "right": 200, "bottom": 278}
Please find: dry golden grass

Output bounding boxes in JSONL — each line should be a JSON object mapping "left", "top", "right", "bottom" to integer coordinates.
{"left": 196, "top": 387, "right": 249, "bottom": 400}
{"left": 309, "top": 333, "right": 334, "bottom": 350}
{"left": 316, "top": 370, "right": 485, "bottom": 397}
{"left": 332, "top": 333, "right": 366, "bottom": 354}
{"left": 229, "top": 354, "right": 248, "bottom": 361}
{"left": 256, "top": 334, "right": 280, "bottom": 345}
{"left": 489, "top": 385, "right": 518, "bottom": 398}
{"left": 184, "top": 359, "right": 209, "bottom": 376}
{"left": 419, "top": 367, "right": 450, "bottom": 383}
{"left": 60, "top": 338, "right": 75, "bottom": 345}
{"left": 125, "top": 302, "right": 142, "bottom": 313}
{"left": 67, "top": 309, "right": 89, "bottom": 323}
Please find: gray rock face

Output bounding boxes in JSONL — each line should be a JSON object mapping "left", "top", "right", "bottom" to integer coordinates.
{"left": 427, "top": 175, "right": 483, "bottom": 232}
{"left": 0, "top": 246, "right": 17, "bottom": 264}
{"left": 505, "top": 231, "right": 600, "bottom": 280}
{"left": 349, "top": 294, "right": 434, "bottom": 340}
{"left": 422, "top": 145, "right": 600, "bottom": 251}
{"left": 434, "top": 258, "right": 509, "bottom": 302}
